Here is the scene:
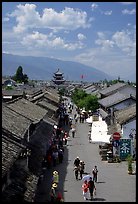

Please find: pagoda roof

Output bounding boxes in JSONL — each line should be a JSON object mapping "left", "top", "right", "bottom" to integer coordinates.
{"left": 54, "top": 68, "right": 63, "bottom": 75}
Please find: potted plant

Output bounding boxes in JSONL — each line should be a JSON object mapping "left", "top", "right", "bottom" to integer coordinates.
{"left": 127, "top": 154, "right": 133, "bottom": 174}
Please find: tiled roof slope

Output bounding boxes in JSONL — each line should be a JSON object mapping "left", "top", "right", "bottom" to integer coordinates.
{"left": 2, "top": 134, "right": 25, "bottom": 177}
{"left": 114, "top": 104, "right": 136, "bottom": 124}
{"left": 99, "top": 82, "right": 126, "bottom": 96}
{"left": 6, "top": 98, "right": 48, "bottom": 122}
{"left": 2, "top": 103, "right": 31, "bottom": 138}
{"left": 98, "top": 92, "right": 134, "bottom": 108}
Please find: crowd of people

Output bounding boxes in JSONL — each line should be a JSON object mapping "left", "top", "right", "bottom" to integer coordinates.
{"left": 73, "top": 156, "right": 98, "bottom": 200}
{"left": 38, "top": 98, "right": 96, "bottom": 202}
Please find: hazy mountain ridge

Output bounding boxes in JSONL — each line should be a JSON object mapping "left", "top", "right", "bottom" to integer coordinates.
{"left": 2, "top": 53, "right": 115, "bottom": 82}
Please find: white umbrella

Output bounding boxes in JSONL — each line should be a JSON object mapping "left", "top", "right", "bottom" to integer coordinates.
{"left": 82, "top": 175, "right": 92, "bottom": 181}
{"left": 86, "top": 116, "right": 93, "bottom": 124}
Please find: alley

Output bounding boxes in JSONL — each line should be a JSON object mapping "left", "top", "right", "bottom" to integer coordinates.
{"left": 34, "top": 99, "right": 136, "bottom": 202}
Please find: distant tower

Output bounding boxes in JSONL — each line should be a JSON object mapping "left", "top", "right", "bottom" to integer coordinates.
{"left": 52, "top": 68, "right": 65, "bottom": 85}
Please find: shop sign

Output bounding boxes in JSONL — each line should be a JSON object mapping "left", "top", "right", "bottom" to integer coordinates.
{"left": 112, "top": 140, "right": 120, "bottom": 147}
{"left": 120, "top": 139, "right": 131, "bottom": 160}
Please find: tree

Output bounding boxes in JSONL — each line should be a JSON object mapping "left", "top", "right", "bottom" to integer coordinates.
{"left": 23, "top": 74, "right": 29, "bottom": 84}
{"left": 71, "top": 88, "right": 99, "bottom": 112}
{"left": 12, "top": 66, "right": 28, "bottom": 83}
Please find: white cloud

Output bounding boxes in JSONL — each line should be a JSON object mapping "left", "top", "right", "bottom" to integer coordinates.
{"left": 97, "top": 32, "right": 106, "bottom": 39}
{"left": 95, "top": 39, "right": 114, "bottom": 49}
{"left": 103, "top": 10, "right": 112, "bottom": 15}
{"left": 3, "top": 17, "right": 10, "bottom": 22}
{"left": 112, "top": 30, "right": 136, "bottom": 56}
{"left": 91, "top": 3, "right": 98, "bottom": 11}
{"left": 95, "top": 32, "right": 114, "bottom": 49}
{"left": 95, "top": 29, "right": 136, "bottom": 57}
{"left": 21, "top": 31, "right": 84, "bottom": 51}
{"left": 74, "top": 47, "right": 136, "bottom": 78}
{"left": 77, "top": 33, "right": 86, "bottom": 41}
{"left": 122, "top": 9, "right": 136, "bottom": 15}
{"left": 8, "top": 3, "right": 91, "bottom": 33}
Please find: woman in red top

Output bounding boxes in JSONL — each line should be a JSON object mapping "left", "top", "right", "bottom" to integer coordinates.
{"left": 82, "top": 180, "right": 89, "bottom": 200}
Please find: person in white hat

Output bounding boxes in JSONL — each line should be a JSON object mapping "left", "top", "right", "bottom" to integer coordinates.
{"left": 52, "top": 171, "right": 59, "bottom": 185}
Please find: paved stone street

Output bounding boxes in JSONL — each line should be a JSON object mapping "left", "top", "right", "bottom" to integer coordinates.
{"left": 34, "top": 101, "right": 136, "bottom": 202}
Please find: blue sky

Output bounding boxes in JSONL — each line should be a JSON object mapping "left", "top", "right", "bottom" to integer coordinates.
{"left": 2, "top": 2, "right": 136, "bottom": 79}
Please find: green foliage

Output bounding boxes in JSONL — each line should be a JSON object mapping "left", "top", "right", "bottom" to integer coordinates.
{"left": 71, "top": 88, "right": 99, "bottom": 112}
{"left": 5, "top": 86, "right": 13, "bottom": 90}
{"left": 23, "top": 74, "right": 29, "bottom": 84}
{"left": 58, "top": 87, "right": 66, "bottom": 96}
{"left": 71, "top": 88, "right": 87, "bottom": 105}
{"left": 12, "top": 66, "right": 28, "bottom": 83}
{"left": 126, "top": 154, "right": 133, "bottom": 173}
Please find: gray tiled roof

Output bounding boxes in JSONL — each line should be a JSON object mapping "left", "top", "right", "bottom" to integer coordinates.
{"left": 2, "top": 89, "right": 23, "bottom": 96}
{"left": 44, "top": 92, "right": 60, "bottom": 105}
{"left": 46, "top": 88, "right": 60, "bottom": 98}
{"left": 6, "top": 98, "right": 48, "bottom": 123}
{"left": 25, "top": 87, "right": 42, "bottom": 96}
{"left": 98, "top": 108, "right": 108, "bottom": 118}
{"left": 2, "top": 103, "right": 31, "bottom": 138}
{"left": 98, "top": 92, "right": 131, "bottom": 108}
{"left": 114, "top": 104, "right": 136, "bottom": 124}
{"left": 99, "top": 82, "right": 126, "bottom": 96}
{"left": 37, "top": 99, "right": 58, "bottom": 112}
{"left": 118, "top": 85, "right": 136, "bottom": 97}
{"left": 2, "top": 135, "right": 25, "bottom": 177}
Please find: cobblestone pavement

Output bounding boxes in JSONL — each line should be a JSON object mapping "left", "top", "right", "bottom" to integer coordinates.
{"left": 34, "top": 101, "right": 136, "bottom": 202}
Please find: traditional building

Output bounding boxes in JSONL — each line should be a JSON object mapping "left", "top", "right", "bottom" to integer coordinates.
{"left": 52, "top": 68, "right": 65, "bottom": 85}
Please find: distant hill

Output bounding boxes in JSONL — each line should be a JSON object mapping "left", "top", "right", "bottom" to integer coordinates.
{"left": 2, "top": 53, "right": 113, "bottom": 82}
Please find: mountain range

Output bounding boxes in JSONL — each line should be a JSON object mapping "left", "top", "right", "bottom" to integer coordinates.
{"left": 2, "top": 53, "right": 116, "bottom": 82}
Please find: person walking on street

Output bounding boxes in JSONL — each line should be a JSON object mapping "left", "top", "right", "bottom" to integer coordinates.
{"left": 52, "top": 171, "right": 59, "bottom": 186}
{"left": 71, "top": 126, "right": 76, "bottom": 138}
{"left": 73, "top": 166, "right": 79, "bottom": 180}
{"left": 92, "top": 166, "right": 98, "bottom": 182}
{"left": 82, "top": 180, "right": 89, "bottom": 200}
{"left": 50, "top": 183, "right": 57, "bottom": 202}
{"left": 74, "top": 156, "right": 80, "bottom": 167}
{"left": 88, "top": 130, "right": 92, "bottom": 143}
{"left": 79, "top": 161, "right": 85, "bottom": 179}
{"left": 87, "top": 177, "right": 96, "bottom": 200}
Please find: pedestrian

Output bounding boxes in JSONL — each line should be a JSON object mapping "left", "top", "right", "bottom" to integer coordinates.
{"left": 82, "top": 180, "right": 89, "bottom": 200}
{"left": 79, "top": 161, "right": 85, "bottom": 179}
{"left": 92, "top": 166, "right": 98, "bottom": 182}
{"left": 63, "top": 132, "right": 68, "bottom": 145}
{"left": 74, "top": 113, "right": 77, "bottom": 119}
{"left": 81, "top": 161, "right": 85, "bottom": 173}
{"left": 46, "top": 152, "right": 52, "bottom": 169}
{"left": 58, "top": 148, "right": 63, "bottom": 163}
{"left": 73, "top": 166, "right": 79, "bottom": 180}
{"left": 56, "top": 192, "right": 64, "bottom": 202}
{"left": 50, "top": 183, "right": 57, "bottom": 202}
{"left": 88, "top": 130, "right": 92, "bottom": 143}
{"left": 71, "top": 126, "right": 76, "bottom": 138}
{"left": 52, "top": 171, "right": 59, "bottom": 186}
{"left": 87, "top": 177, "right": 96, "bottom": 200}
{"left": 74, "top": 156, "right": 80, "bottom": 167}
